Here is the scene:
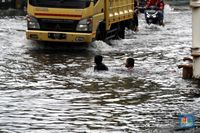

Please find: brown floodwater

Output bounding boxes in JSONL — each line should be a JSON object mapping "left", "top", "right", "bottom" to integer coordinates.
{"left": 0, "top": 5, "right": 199, "bottom": 133}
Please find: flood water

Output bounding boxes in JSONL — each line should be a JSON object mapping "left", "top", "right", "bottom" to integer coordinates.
{"left": 0, "top": 5, "right": 199, "bottom": 133}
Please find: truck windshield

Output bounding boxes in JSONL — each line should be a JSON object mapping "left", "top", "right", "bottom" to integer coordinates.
{"left": 29, "top": 0, "right": 91, "bottom": 9}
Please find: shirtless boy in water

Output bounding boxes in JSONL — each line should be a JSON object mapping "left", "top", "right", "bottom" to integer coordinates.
{"left": 94, "top": 55, "right": 108, "bottom": 71}
{"left": 125, "top": 57, "right": 135, "bottom": 70}
{"left": 94, "top": 55, "right": 134, "bottom": 72}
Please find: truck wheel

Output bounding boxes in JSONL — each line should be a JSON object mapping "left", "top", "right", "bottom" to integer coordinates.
{"left": 96, "top": 28, "right": 103, "bottom": 40}
{"left": 96, "top": 23, "right": 106, "bottom": 41}
{"left": 116, "top": 23, "right": 125, "bottom": 39}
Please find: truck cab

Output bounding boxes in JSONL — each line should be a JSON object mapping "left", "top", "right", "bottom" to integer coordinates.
{"left": 26, "top": 0, "right": 134, "bottom": 44}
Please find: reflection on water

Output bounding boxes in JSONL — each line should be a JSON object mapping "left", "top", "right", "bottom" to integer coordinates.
{"left": 0, "top": 5, "right": 199, "bottom": 133}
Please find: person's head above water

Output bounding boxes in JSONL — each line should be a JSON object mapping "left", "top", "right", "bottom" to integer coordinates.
{"left": 125, "top": 58, "right": 135, "bottom": 69}
{"left": 94, "top": 55, "right": 108, "bottom": 71}
{"left": 94, "top": 55, "right": 103, "bottom": 64}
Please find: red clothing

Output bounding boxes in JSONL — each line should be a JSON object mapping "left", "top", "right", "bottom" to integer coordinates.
{"left": 145, "top": 0, "right": 165, "bottom": 10}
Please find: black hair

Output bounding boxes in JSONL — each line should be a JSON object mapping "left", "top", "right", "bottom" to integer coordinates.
{"left": 125, "top": 58, "right": 135, "bottom": 68}
{"left": 94, "top": 55, "right": 103, "bottom": 64}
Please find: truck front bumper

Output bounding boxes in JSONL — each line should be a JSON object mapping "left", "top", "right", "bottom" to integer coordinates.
{"left": 26, "top": 30, "right": 95, "bottom": 44}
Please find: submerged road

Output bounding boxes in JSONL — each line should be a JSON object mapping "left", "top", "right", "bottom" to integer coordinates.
{"left": 0, "top": 5, "right": 199, "bottom": 133}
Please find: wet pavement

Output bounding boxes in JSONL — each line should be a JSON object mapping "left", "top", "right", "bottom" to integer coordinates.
{"left": 0, "top": 5, "right": 199, "bottom": 133}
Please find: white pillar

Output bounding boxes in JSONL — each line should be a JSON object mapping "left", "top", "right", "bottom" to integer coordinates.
{"left": 190, "top": 0, "right": 200, "bottom": 79}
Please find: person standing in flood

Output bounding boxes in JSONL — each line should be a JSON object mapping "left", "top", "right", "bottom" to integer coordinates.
{"left": 132, "top": 0, "right": 139, "bottom": 32}
{"left": 94, "top": 55, "right": 108, "bottom": 71}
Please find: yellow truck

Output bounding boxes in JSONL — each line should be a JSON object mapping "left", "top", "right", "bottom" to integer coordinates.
{"left": 26, "top": 0, "right": 135, "bottom": 44}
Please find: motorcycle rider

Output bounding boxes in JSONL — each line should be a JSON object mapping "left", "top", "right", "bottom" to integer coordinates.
{"left": 144, "top": 0, "right": 165, "bottom": 26}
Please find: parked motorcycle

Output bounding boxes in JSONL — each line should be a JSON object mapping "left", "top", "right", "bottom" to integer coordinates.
{"left": 144, "top": 6, "right": 163, "bottom": 26}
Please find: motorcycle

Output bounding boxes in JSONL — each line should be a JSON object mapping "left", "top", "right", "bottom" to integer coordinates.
{"left": 144, "top": 6, "right": 163, "bottom": 26}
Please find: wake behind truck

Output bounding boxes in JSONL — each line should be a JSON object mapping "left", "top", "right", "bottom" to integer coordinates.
{"left": 26, "top": 0, "right": 135, "bottom": 44}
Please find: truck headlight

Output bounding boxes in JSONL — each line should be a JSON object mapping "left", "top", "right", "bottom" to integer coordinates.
{"left": 152, "top": 14, "right": 156, "bottom": 18}
{"left": 146, "top": 13, "right": 150, "bottom": 18}
{"left": 76, "top": 17, "right": 92, "bottom": 32}
{"left": 27, "top": 15, "right": 40, "bottom": 29}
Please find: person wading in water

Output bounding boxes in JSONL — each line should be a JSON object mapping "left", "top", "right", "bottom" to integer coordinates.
{"left": 94, "top": 55, "right": 108, "bottom": 71}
